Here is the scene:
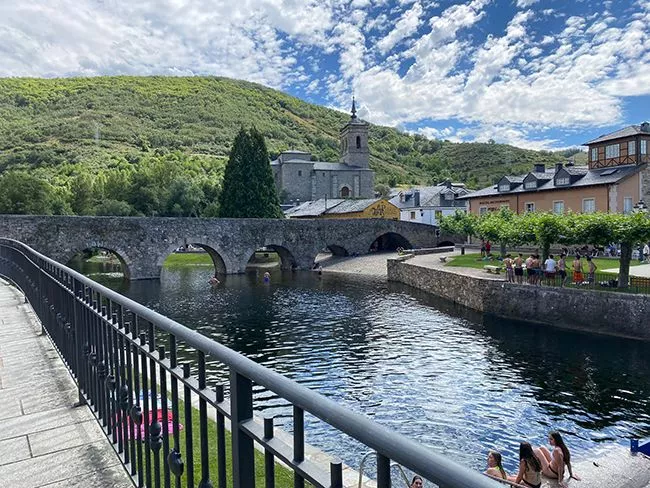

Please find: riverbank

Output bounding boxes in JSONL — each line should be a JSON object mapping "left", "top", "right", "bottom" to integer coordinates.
{"left": 388, "top": 254, "right": 650, "bottom": 341}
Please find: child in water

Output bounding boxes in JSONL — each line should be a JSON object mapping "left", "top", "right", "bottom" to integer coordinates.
{"left": 263, "top": 272, "right": 271, "bottom": 283}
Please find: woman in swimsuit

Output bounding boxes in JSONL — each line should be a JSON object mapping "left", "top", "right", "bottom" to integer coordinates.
{"left": 535, "top": 432, "right": 580, "bottom": 488}
{"left": 509, "top": 442, "right": 542, "bottom": 488}
{"left": 485, "top": 451, "right": 508, "bottom": 481}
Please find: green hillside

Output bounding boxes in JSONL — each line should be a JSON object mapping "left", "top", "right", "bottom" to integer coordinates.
{"left": 0, "top": 76, "right": 577, "bottom": 216}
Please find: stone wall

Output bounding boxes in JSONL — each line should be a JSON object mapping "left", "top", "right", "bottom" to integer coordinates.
{"left": 388, "top": 258, "right": 650, "bottom": 340}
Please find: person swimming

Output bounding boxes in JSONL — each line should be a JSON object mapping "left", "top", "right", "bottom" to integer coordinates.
{"left": 535, "top": 432, "right": 580, "bottom": 488}
{"left": 208, "top": 276, "right": 220, "bottom": 286}
{"left": 263, "top": 271, "right": 271, "bottom": 283}
{"left": 509, "top": 442, "right": 542, "bottom": 488}
{"left": 485, "top": 451, "right": 507, "bottom": 480}
{"left": 409, "top": 475, "right": 423, "bottom": 487}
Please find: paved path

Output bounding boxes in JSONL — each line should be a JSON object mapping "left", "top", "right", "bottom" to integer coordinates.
{"left": 603, "top": 263, "right": 650, "bottom": 277}
{"left": 0, "top": 280, "right": 133, "bottom": 488}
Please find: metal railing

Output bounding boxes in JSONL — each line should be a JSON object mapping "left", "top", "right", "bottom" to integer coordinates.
{"left": 0, "top": 238, "right": 500, "bottom": 488}
{"left": 516, "top": 269, "right": 650, "bottom": 295}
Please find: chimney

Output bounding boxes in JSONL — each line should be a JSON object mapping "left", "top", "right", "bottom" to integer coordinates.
{"left": 534, "top": 163, "right": 545, "bottom": 173}
{"left": 555, "top": 162, "right": 563, "bottom": 173}
{"left": 641, "top": 121, "right": 650, "bottom": 133}
{"left": 414, "top": 190, "right": 420, "bottom": 207}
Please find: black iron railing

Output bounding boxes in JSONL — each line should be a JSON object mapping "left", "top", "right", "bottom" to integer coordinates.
{"left": 0, "top": 238, "right": 500, "bottom": 488}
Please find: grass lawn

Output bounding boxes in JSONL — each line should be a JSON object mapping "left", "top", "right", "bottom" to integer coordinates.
{"left": 446, "top": 253, "right": 641, "bottom": 275}
{"left": 163, "top": 253, "right": 214, "bottom": 267}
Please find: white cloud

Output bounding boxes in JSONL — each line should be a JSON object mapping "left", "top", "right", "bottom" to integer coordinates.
{"left": 376, "top": 2, "right": 424, "bottom": 54}
{"left": 516, "top": 0, "right": 539, "bottom": 7}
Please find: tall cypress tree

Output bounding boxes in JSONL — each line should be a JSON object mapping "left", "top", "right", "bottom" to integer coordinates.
{"left": 218, "top": 127, "right": 283, "bottom": 218}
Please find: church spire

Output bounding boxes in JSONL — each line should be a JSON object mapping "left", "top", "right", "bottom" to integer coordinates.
{"left": 351, "top": 97, "right": 357, "bottom": 120}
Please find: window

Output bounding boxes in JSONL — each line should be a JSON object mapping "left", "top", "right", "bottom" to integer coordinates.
{"left": 444, "top": 192, "right": 454, "bottom": 200}
{"left": 525, "top": 202, "right": 535, "bottom": 212}
{"left": 298, "top": 170, "right": 302, "bottom": 176}
{"left": 629, "top": 141, "right": 636, "bottom": 155}
{"left": 340, "top": 186, "right": 350, "bottom": 198}
{"left": 605, "top": 144, "right": 620, "bottom": 158}
{"left": 498, "top": 183, "right": 510, "bottom": 192}
{"left": 356, "top": 136, "right": 361, "bottom": 149}
{"left": 410, "top": 211, "right": 416, "bottom": 220}
{"left": 642, "top": 140, "right": 648, "bottom": 154}
{"left": 524, "top": 180, "right": 537, "bottom": 189}
{"left": 591, "top": 148, "right": 597, "bottom": 161}
{"left": 435, "top": 210, "right": 443, "bottom": 220}
{"left": 479, "top": 206, "right": 488, "bottom": 216}
{"left": 555, "top": 176, "right": 570, "bottom": 186}
{"left": 624, "top": 197, "right": 634, "bottom": 214}
{"left": 582, "top": 198, "right": 596, "bottom": 214}
{"left": 553, "top": 200, "right": 565, "bottom": 214}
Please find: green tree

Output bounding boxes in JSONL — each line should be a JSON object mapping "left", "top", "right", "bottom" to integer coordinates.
{"left": 374, "top": 183, "right": 391, "bottom": 199}
{"left": 0, "top": 171, "right": 55, "bottom": 215}
{"left": 218, "top": 127, "right": 283, "bottom": 218}
{"left": 70, "top": 174, "right": 95, "bottom": 215}
{"left": 440, "top": 211, "right": 479, "bottom": 239}
{"left": 519, "top": 212, "right": 570, "bottom": 261}
{"left": 476, "top": 208, "right": 524, "bottom": 257}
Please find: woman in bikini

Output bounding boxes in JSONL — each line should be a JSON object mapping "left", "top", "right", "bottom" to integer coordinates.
{"left": 535, "top": 432, "right": 580, "bottom": 488}
{"left": 509, "top": 442, "right": 542, "bottom": 488}
{"left": 484, "top": 451, "right": 508, "bottom": 481}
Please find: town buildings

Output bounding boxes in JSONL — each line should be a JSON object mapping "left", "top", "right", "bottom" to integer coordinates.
{"left": 389, "top": 182, "right": 469, "bottom": 226}
{"left": 271, "top": 100, "right": 375, "bottom": 204}
{"left": 284, "top": 198, "right": 399, "bottom": 220}
{"left": 462, "top": 122, "right": 650, "bottom": 215}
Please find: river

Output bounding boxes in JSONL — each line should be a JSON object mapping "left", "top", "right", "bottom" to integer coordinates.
{"left": 75, "top": 259, "right": 650, "bottom": 475}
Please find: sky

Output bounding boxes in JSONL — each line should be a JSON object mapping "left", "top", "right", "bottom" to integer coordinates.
{"left": 1, "top": 0, "right": 649, "bottom": 150}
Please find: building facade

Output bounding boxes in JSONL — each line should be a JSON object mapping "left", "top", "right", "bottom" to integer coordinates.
{"left": 271, "top": 100, "right": 375, "bottom": 204}
{"left": 389, "top": 182, "right": 469, "bottom": 226}
{"left": 462, "top": 122, "right": 650, "bottom": 215}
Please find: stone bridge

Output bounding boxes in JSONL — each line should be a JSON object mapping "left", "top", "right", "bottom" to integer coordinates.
{"left": 0, "top": 216, "right": 459, "bottom": 280}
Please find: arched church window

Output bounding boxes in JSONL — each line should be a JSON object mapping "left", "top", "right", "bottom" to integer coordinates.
{"left": 356, "top": 136, "right": 361, "bottom": 149}
{"left": 340, "top": 186, "right": 351, "bottom": 198}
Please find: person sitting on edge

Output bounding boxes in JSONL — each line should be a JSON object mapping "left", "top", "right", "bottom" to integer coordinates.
{"left": 572, "top": 255, "right": 584, "bottom": 284}
{"left": 509, "top": 442, "right": 543, "bottom": 488}
{"left": 587, "top": 256, "right": 597, "bottom": 284}
{"left": 557, "top": 254, "right": 568, "bottom": 287}
{"left": 544, "top": 254, "right": 556, "bottom": 285}
{"left": 409, "top": 475, "right": 424, "bottom": 487}
{"left": 485, "top": 451, "right": 508, "bottom": 481}
{"left": 514, "top": 253, "right": 524, "bottom": 284}
{"left": 503, "top": 254, "right": 514, "bottom": 283}
{"left": 535, "top": 432, "right": 581, "bottom": 488}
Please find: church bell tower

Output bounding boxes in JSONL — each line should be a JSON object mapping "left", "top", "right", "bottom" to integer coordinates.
{"left": 340, "top": 98, "right": 369, "bottom": 168}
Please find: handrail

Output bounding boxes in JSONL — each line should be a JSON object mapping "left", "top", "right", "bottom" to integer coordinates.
{"left": 0, "top": 238, "right": 501, "bottom": 488}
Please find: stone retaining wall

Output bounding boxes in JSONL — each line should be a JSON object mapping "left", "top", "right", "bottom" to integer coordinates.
{"left": 388, "top": 258, "right": 650, "bottom": 340}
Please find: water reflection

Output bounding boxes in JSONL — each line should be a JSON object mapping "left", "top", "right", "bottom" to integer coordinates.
{"left": 91, "top": 265, "right": 650, "bottom": 473}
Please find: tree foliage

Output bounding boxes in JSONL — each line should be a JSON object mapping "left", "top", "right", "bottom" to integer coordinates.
{"left": 218, "top": 128, "right": 283, "bottom": 218}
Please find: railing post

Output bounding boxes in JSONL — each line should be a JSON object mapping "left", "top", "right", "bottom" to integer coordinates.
{"left": 377, "top": 453, "right": 391, "bottom": 488}
{"left": 230, "top": 369, "right": 255, "bottom": 488}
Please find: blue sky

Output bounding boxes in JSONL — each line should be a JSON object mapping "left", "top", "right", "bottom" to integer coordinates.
{"left": 1, "top": 0, "right": 649, "bottom": 150}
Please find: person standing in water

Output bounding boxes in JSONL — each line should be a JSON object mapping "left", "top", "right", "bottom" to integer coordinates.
{"left": 263, "top": 271, "right": 271, "bottom": 283}
{"left": 535, "top": 432, "right": 580, "bottom": 488}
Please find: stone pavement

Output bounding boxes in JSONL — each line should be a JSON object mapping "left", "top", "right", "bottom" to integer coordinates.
{"left": 0, "top": 279, "right": 133, "bottom": 488}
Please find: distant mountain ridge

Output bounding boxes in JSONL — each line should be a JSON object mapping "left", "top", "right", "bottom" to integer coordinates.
{"left": 0, "top": 76, "right": 578, "bottom": 190}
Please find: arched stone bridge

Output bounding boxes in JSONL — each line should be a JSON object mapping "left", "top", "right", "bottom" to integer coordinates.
{"left": 0, "top": 216, "right": 458, "bottom": 280}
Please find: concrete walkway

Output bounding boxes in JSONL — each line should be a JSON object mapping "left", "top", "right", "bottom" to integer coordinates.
{"left": 603, "top": 262, "right": 650, "bottom": 277}
{"left": 0, "top": 280, "right": 133, "bottom": 488}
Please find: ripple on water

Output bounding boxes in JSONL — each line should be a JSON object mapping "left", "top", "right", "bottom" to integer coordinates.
{"left": 116, "top": 269, "right": 650, "bottom": 473}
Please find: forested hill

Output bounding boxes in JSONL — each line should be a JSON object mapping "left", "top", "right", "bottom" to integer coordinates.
{"left": 0, "top": 76, "right": 580, "bottom": 216}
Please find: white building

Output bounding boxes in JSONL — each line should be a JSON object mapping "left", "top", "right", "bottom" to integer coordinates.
{"left": 389, "top": 182, "right": 469, "bottom": 226}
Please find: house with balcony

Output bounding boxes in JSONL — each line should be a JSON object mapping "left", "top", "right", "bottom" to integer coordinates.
{"left": 461, "top": 122, "right": 650, "bottom": 215}
{"left": 389, "top": 182, "right": 469, "bottom": 226}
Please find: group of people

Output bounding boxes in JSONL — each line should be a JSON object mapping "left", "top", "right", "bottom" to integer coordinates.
{"left": 502, "top": 253, "right": 597, "bottom": 287}
{"left": 485, "top": 433, "right": 580, "bottom": 488}
{"left": 408, "top": 432, "right": 579, "bottom": 488}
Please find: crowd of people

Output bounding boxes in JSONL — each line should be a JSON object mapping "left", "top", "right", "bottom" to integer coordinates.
{"left": 409, "top": 432, "right": 579, "bottom": 488}
{"left": 501, "top": 253, "right": 597, "bottom": 287}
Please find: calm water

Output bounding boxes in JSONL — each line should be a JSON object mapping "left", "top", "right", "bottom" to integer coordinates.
{"left": 80, "top": 261, "right": 650, "bottom": 474}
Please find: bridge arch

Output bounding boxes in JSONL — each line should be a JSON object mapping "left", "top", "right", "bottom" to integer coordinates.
{"left": 368, "top": 232, "right": 413, "bottom": 252}
{"left": 437, "top": 240, "right": 455, "bottom": 248}
{"left": 326, "top": 244, "right": 349, "bottom": 257}
{"left": 245, "top": 244, "right": 298, "bottom": 271}
{"left": 62, "top": 244, "right": 133, "bottom": 280}
{"left": 156, "top": 241, "right": 231, "bottom": 278}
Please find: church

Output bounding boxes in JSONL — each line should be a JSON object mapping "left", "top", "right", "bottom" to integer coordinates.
{"left": 270, "top": 100, "right": 375, "bottom": 204}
